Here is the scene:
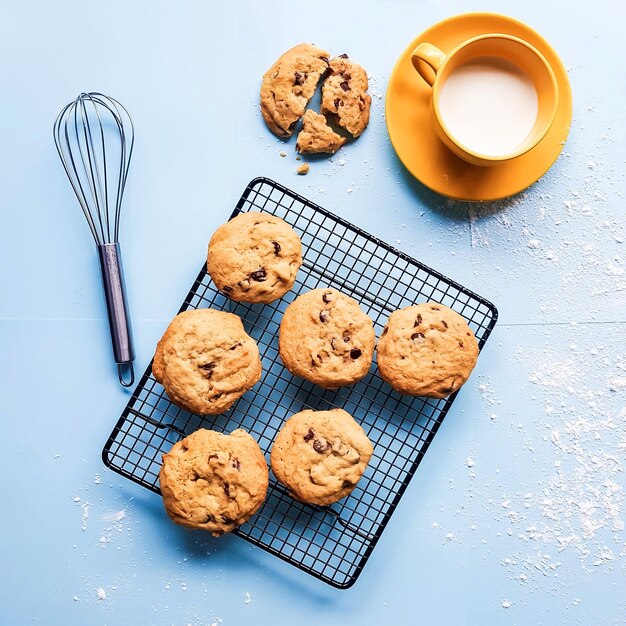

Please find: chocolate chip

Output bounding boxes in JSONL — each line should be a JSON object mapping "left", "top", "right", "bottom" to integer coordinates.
{"left": 232, "top": 459, "right": 240, "bottom": 470}
{"left": 322, "top": 291, "right": 334, "bottom": 303}
{"left": 343, "top": 331, "right": 351, "bottom": 342}
{"left": 229, "top": 342, "right": 242, "bottom": 350}
{"left": 313, "top": 439, "right": 328, "bottom": 453}
{"left": 338, "top": 53, "right": 349, "bottom": 59}
{"left": 431, "top": 306, "right": 440, "bottom": 310}
{"left": 213, "top": 392, "right": 223, "bottom": 400}
{"left": 250, "top": 268, "right": 267, "bottom": 282}
{"left": 204, "top": 513, "right": 215, "bottom": 523}
{"left": 223, "top": 483, "right": 231, "bottom": 497}
{"left": 294, "top": 71, "right": 305, "bottom": 86}
{"left": 382, "top": 327, "right": 388, "bottom": 336}
{"left": 221, "top": 515, "right": 232, "bottom": 524}
{"left": 459, "top": 341, "right": 464, "bottom": 348}
{"left": 341, "top": 72, "right": 351, "bottom": 81}
{"left": 342, "top": 480, "right": 353, "bottom": 488}
{"left": 190, "top": 472, "right": 199, "bottom": 482}
{"left": 441, "top": 320, "right": 448, "bottom": 330}
{"left": 319, "top": 309, "right": 330, "bottom": 322}
{"left": 272, "top": 240, "right": 281, "bottom": 254}
{"left": 340, "top": 81, "right": 350, "bottom": 91}
{"left": 334, "top": 98, "right": 342, "bottom": 108}
{"left": 411, "top": 332, "right": 425, "bottom": 341}
{"left": 199, "top": 362, "right": 215, "bottom": 378}
{"left": 320, "top": 56, "right": 330, "bottom": 65}
{"left": 350, "top": 348, "right": 362, "bottom": 359}
{"left": 223, "top": 286, "right": 233, "bottom": 293}
{"left": 414, "top": 314, "right": 423, "bottom": 327}
{"left": 295, "top": 143, "right": 302, "bottom": 153}
{"left": 330, "top": 337, "right": 337, "bottom": 350}
{"left": 303, "top": 428, "right": 315, "bottom": 442}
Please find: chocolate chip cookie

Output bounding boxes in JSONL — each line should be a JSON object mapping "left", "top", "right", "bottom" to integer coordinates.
{"left": 260, "top": 43, "right": 330, "bottom": 137}
{"left": 278, "top": 288, "right": 375, "bottom": 388}
{"left": 160, "top": 428, "right": 269, "bottom": 536}
{"left": 271, "top": 409, "right": 373, "bottom": 506}
{"left": 152, "top": 309, "right": 262, "bottom": 415}
{"left": 377, "top": 303, "right": 479, "bottom": 398}
{"left": 321, "top": 54, "right": 371, "bottom": 138}
{"left": 296, "top": 110, "right": 346, "bottom": 155}
{"left": 207, "top": 212, "right": 302, "bottom": 303}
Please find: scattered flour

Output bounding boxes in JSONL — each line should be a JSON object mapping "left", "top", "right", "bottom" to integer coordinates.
{"left": 81, "top": 503, "right": 89, "bottom": 532}
{"left": 96, "top": 588, "right": 106, "bottom": 601}
{"left": 243, "top": 591, "right": 252, "bottom": 604}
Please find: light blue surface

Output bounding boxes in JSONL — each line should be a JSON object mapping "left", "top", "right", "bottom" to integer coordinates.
{"left": 1, "top": 1, "right": 625, "bottom": 624}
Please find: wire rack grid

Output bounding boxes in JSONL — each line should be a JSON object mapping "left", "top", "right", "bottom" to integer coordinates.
{"left": 102, "top": 177, "right": 498, "bottom": 588}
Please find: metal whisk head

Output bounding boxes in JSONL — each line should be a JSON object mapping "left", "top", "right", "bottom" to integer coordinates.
{"left": 53, "top": 92, "right": 136, "bottom": 387}
{"left": 53, "top": 92, "right": 134, "bottom": 244}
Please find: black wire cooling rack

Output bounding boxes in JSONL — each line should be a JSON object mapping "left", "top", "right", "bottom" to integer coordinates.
{"left": 102, "top": 177, "right": 498, "bottom": 588}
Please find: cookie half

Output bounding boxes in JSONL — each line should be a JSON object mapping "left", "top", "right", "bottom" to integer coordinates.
{"left": 271, "top": 409, "right": 373, "bottom": 506}
{"left": 321, "top": 55, "right": 371, "bottom": 138}
{"left": 377, "top": 302, "right": 479, "bottom": 398}
{"left": 160, "top": 428, "right": 269, "bottom": 536}
{"left": 278, "top": 288, "right": 375, "bottom": 388}
{"left": 152, "top": 309, "right": 261, "bottom": 415}
{"left": 207, "top": 212, "right": 302, "bottom": 303}
{"left": 260, "top": 43, "right": 330, "bottom": 137}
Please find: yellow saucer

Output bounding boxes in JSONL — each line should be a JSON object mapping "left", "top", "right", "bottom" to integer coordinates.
{"left": 385, "top": 13, "right": 573, "bottom": 201}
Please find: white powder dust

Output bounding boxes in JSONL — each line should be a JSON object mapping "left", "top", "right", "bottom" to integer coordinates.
{"left": 101, "top": 509, "right": 126, "bottom": 523}
{"left": 81, "top": 503, "right": 89, "bottom": 531}
{"left": 96, "top": 588, "right": 106, "bottom": 601}
{"left": 244, "top": 591, "right": 252, "bottom": 604}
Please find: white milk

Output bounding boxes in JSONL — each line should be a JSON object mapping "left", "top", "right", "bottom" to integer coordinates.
{"left": 438, "top": 57, "right": 539, "bottom": 157}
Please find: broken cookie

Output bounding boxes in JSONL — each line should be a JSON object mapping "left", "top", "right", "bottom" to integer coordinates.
{"left": 295, "top": 109, "right": 346, "bottom": 155}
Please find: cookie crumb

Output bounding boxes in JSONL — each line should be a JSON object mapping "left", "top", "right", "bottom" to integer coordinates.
{"left": 296, "top": 156, "right": 302, "bottom": 161}
{"left": 297, "top": 163, "right": 310, "bottom": 175}
{"left": 279, "top": 151, "right": 287, "bottom": 157}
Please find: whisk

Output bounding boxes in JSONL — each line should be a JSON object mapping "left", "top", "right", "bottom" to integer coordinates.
{"left": 53, "top": 92, "right": 135, "bottom": 387}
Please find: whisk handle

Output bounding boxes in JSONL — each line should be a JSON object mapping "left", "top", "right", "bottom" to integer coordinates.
{"left": 97, "top": 243, "right": 135, "bottom": 387}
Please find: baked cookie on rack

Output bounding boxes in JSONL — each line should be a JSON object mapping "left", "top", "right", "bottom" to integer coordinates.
{"left": 207, "top": 212, "right": 302, "bottom": 303}
{"left": 160, "top": 428, "right": 269, "bottom": 536}
{"left": 260, "top": 43, "right": 330, "bottom": 137}
{"left": 152, "top": 309, "right": 261, "bottom": 415}
{"left": 271, "top": 409, "right": 373, "bottom": 506}
{"left": 376, "top": 302, "right": 479, "bottom": 398}
{"left": 278, "top": 287, "right": 375, "bottom": 388}
{"left": 321, "top": 54, "right": 371, "bottom": 138}
{"left": 295, "top": 110, "right": 346, "bottom": 155}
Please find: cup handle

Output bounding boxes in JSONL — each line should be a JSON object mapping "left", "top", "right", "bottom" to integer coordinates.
{"left": 411, "top": 43, "right": 447, "bottom": 87}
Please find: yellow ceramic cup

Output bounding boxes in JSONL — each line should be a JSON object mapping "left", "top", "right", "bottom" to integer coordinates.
{"left": 411, "top": 34, "right": 559, "bottom": 166}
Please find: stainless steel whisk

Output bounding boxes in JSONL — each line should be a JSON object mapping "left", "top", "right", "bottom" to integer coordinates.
{"left": 53, "top": 92, "right": 135, "bottom": 387}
